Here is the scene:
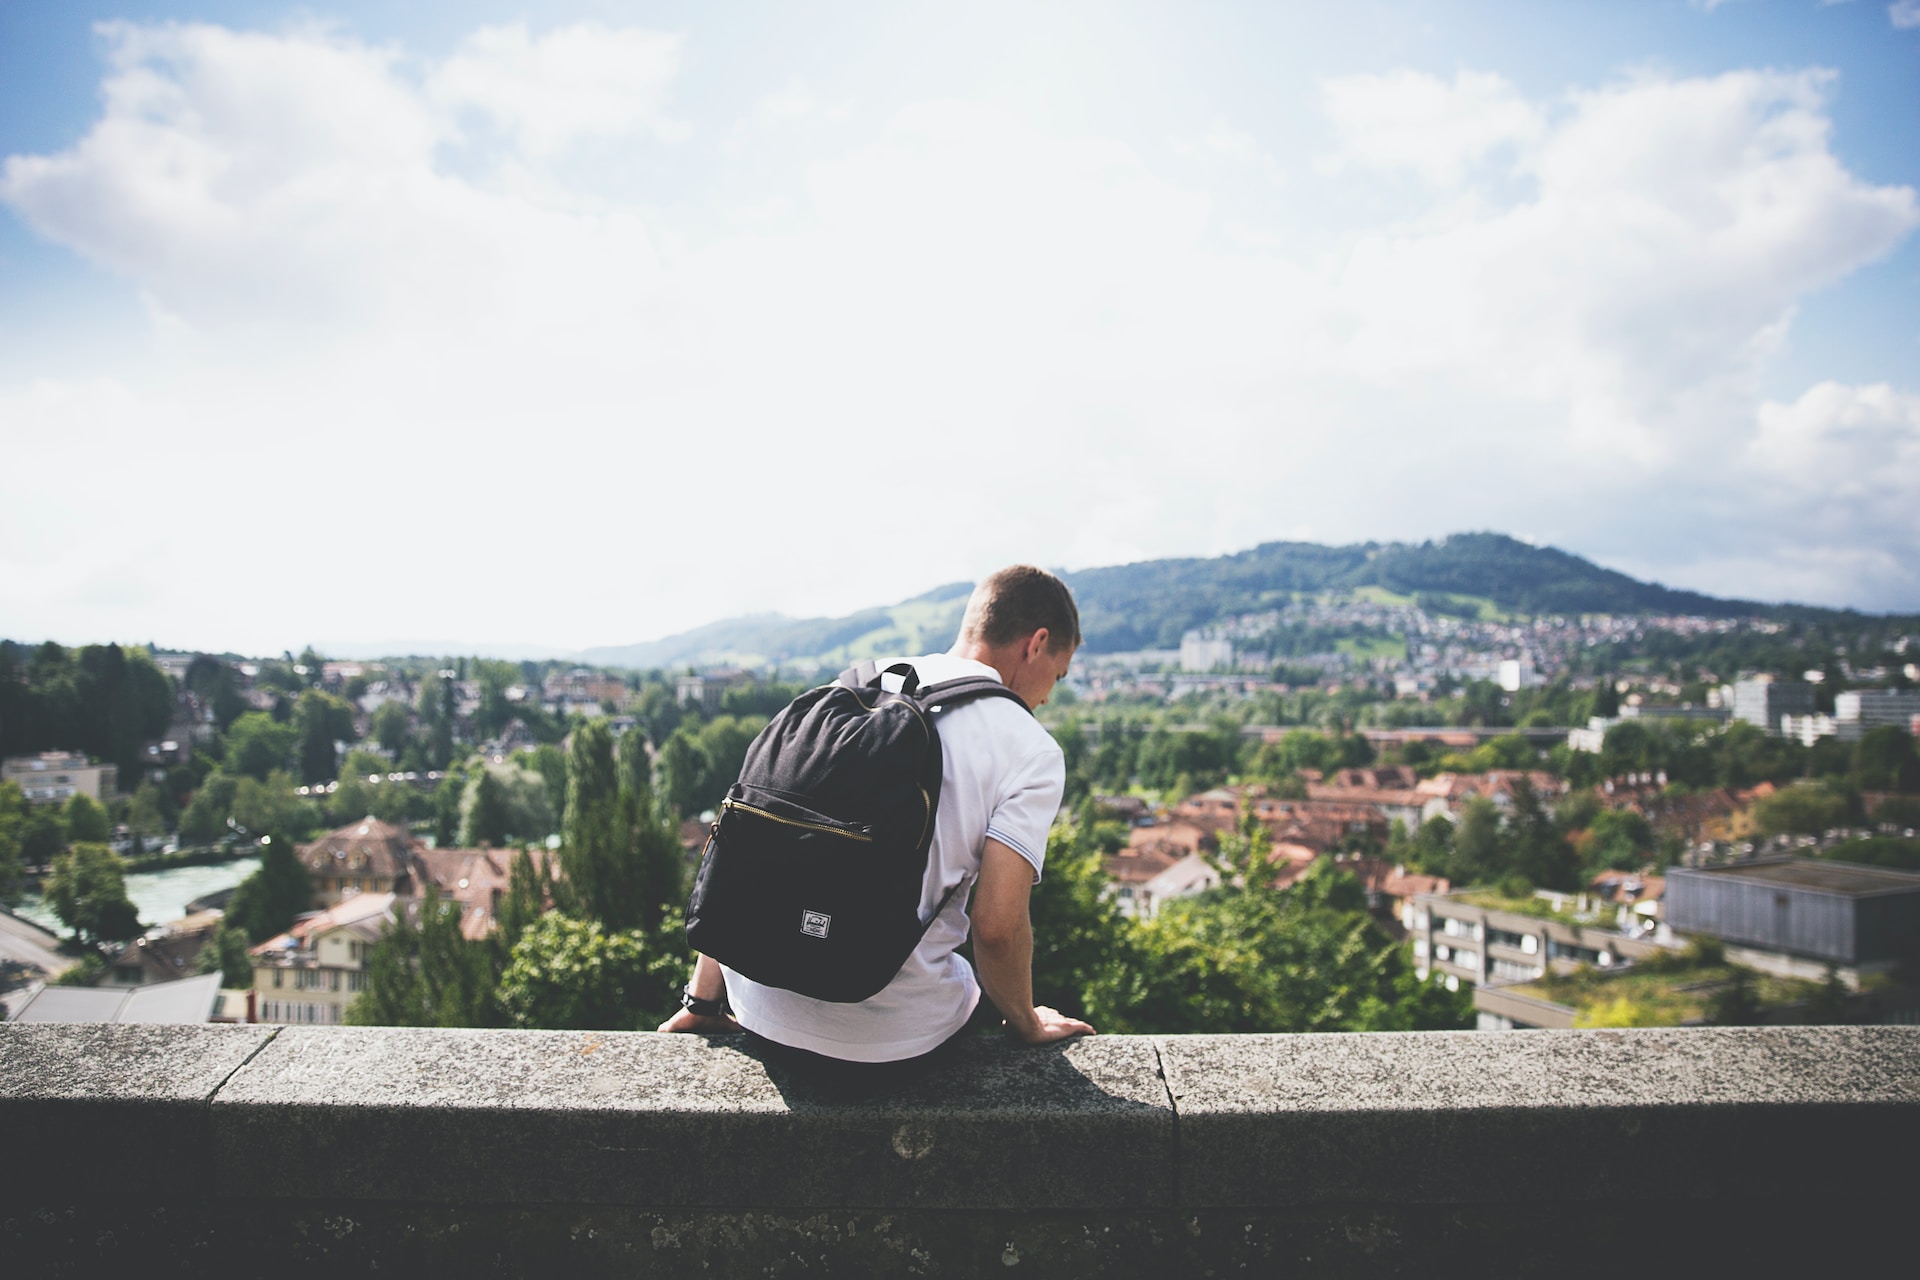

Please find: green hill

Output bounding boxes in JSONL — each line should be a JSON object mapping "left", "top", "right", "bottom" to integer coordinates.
{"left": 577, "top": 532, "right": 1811, "bottom": 670}
{"left": 1063, "top": 532, "right": 1752, "bottom": 651}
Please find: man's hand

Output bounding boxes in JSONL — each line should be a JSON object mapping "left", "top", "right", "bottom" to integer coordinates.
{"left": 656, "top": 953, "right": 737, "bottom": 1033}
{"left": 1006, "top": 1004, "right": 1095, "bottom": 1045}
{"left": 973, "top": 838, "right": 1097, "bottom": 1047}
{"left": 656, "top": 1007, "right": 739, "bottom": 1034}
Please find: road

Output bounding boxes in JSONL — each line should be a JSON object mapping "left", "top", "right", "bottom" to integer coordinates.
{"left": 0, "top": 907, "right": 73, "bottom": 981}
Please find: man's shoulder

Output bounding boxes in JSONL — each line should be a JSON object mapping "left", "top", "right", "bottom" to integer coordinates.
{"left": 906, "top": 654, "right": 1060, "bottom": 766}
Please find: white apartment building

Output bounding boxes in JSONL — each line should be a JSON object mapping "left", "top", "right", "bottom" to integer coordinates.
{"left": 249, "top": 892, "right": 394, "bottom": 1025}
{"left": 2, "top": 751, "right": 117, "bottom": 805}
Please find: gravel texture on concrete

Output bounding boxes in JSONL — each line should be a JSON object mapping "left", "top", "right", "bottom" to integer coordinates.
{"left": 0, "top": 1023, "right": 279, "bottom": 1197}
{"left": 209, "top": 1027, "right": 1174, "bottom": 1209}
{"left": 1159, "top": 1026, "right": 1920, "bottom": 1206}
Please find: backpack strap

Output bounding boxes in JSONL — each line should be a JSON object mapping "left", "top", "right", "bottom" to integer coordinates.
{"left": 917, "top": 675, "right": 1033, "bottom": 717}
{"left": 836, "top": 661, "right": 921, "bottom": 695}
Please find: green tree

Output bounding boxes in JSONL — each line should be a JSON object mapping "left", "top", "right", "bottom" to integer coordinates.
{"left": 0, "top": 781, "right": 30, "bottom": 904}
{"left": 425, "top": 767, "right": 460, "bottom": 848}
{"left": 225, "top": 832, "right": 315, "bottom": 942}
{"left": 198, "top": 922, "right": 257, "bottom": 988}
{"left": 463, "top": 769, "right": 513, "bottom": 847}
{"left": 1753, "top": 783, "right": 1848, "bottom": 838}
{"left": 231, "top": 772, "right": 312, "bottom": 840}
{"left": 654, "top": 730, "right": 707, "bottom": 820}
{"left": 1582, "top": 809, "right": 1654, "bottom": 872}
{"left": 495, "top": 912, "right": 684, "bottom": 1030}
{"left": 496, "top": 848, "right": 551, "bottom": 952}
{"left": 19, "top": 803, "right": 66, "bottom": 865}
{"left": 620, "top": 727, "right": 686, "bottom": 935}
{"left": 1023, "top": 822, "right": 1136, "bottom": 1022}
{"left": 45, "top": 842, "right": 143, "bottom": 945}
{"left": 557, "top": 720, "right": 679, "bottom": 933}
{"left": 293, "top": 690, "right": 357, "bottom": 785}
{"left": 1451, "top": 796, "right": 1503, "bottom": 884}
{"left": 1853, "top": 726, "right": 1920, "bottom": 793}
{"left": 346, "top": 887, "right": 500, "bottom": 1027}
{"left": 371, "top": 699, "right": 412, "bottom": 758}
{"left": 63, "top": 792, "right": 111, "bottom": 844}
{"left": 127, "top": 780, "right": 172, "bottom": 855}
{"left": 223, "top": 712, "right": 297, "bottom": 782}
{"left": 1085, "top": 861, "right": 1470, "bottom": 1034}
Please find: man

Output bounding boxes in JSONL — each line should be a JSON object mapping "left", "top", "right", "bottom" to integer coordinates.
{"left": 658, "top": 564, "right": 1094, "bottom": 1085}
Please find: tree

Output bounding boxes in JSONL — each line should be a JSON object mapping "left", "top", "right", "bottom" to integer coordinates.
{"left": 225, "top": 833, "right": 315, "bottom": 942}
{"left": 417, "top": 771, "right": 455, "bottom": 852}
{"left": 1853, "top": 726, "right": 1920, "bottom": 794}
{"left": 558, "top": 719, "right": 679, "bottom": 933}
{"left": 45, "top": 842, "right": 143, "bottom": 945}
{"left": 63, "top": 792, "right": 111, "bottom": 845}
{"left": 127, "top": 780, "right": 172, "bottom": 855}
{"left": 292, "top": 690, "right": 357, "bottom": 785}
{"left": 654, "top": 730, "right": 707, "bottom": 821}
{"left": 495, "top": 912, "right": 683, "bottom": 1030}
{"left": 0, "top": 781, "right": 28, "bottom": 905}
{"left": 463, "top": 769, "right": 513, "bottom": 847}
{"left": 346, "top": 888, "right": 500, "bottom": 1027}
{"left": 371, "top": 699, "right": 412, "bottom": 758}
{"left": 1753, "top": 783, "right": 1848, "bottom": 838}
{"left": 1083, "top": 861, "right": 1471, "bottom": 1035}
{"left": 198, "top": 922, "right": 256, "bottom": 988}
{"left": 619, "top": 728, "right": 685, "bottom": 935}
{"left": 496, "top": 848, "right": 551, "bottom": 952}
{"left": 223, "top": 713, "right": 297, "bottom": 782}
{"left": 1023, "top": 822, "right": 1135, "bottom": 1023}
{"left": 1451, "top": 796, "right": 1503, "bottom": 884}
{"left": 1581, "top": 809, "right": 1654, "bottom": 873}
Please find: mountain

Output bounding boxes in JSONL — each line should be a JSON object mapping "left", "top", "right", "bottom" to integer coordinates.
{"left": 570, "top": 533, "right": 1791, "bottom": 671}
{"left": 1062, "top": 532, "right": 1756, "bottom": 651}
{"left": 575, "top": 581, "right": 977, "bottom": 671}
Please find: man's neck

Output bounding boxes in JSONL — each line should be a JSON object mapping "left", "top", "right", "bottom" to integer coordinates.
{"left": 949, "top": 639, "right": 1014, "bottom": 687}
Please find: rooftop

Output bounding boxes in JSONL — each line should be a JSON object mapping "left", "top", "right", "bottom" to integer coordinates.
{"left": 1679, "top": 858, "right": 1920, "bottom": 896}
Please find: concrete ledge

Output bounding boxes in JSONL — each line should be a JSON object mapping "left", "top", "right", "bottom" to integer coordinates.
{"left": 209, "top": 1027, "right": 1173, "bottom": 1210}
{"left": 1162, "top": 1026, "right": 1920, "bottom": 1206}
{"left": 3, "top": 1023, "right": 1917, "bottom": 1273}
{"left": 0, "top": 1023, "right": 277, "bottom": 1197}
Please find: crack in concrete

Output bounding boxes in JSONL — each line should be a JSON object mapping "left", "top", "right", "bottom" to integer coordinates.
{"left": 1149, "top": 1036, "right": 1181, "bottom": 1208}
{"left": 205, "top": 1027, "right": 281, "bottom": 1104}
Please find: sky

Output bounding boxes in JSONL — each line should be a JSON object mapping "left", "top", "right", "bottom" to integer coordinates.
{"left": 2, "top": 0, "right": 1917, "bottom": 658}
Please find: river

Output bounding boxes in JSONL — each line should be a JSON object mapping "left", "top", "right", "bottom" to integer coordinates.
{"left": 14, "top": 857, "right": 262, "bottom": 935}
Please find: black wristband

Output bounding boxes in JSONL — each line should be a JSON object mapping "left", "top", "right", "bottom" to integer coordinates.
{"left": 680, "top": 987, "right": 729, "bottom": 1018}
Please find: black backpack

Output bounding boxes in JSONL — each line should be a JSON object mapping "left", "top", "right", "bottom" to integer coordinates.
{"left": 684, "top": 660, "right": 1029, "bottom": 1002}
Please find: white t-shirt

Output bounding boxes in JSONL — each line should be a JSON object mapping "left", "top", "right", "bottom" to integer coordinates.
{"left": 721, "top": 653, "right": 1065, "bottom": 1062}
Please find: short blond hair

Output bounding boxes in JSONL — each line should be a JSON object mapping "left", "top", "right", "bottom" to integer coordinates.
{"left": 958, "top": 565, "right": 1080, "bottom": 652}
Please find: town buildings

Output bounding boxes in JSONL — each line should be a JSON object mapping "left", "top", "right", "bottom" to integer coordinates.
{"left": 249, "top": 892, "right": 393, "bottom": 1025}
{"left": 1, "top": 751, "right": 117, "bottom": 805}
{"left": 1729, "top": 677, "right": 1814, "bottom": 736}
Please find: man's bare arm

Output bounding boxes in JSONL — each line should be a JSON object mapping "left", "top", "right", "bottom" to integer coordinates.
{"left": 656, "top": 951, "right": 739, "bottom": 1033}
{"left": 972, "top": 837, "right": 1095, "bottom": 1044}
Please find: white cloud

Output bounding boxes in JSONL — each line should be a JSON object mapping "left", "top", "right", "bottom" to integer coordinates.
{"left": 1893, "top": 2, "right": 1920, "bottom": 31}
{"left": 428, "top": 23, "right": 686, "bottom": 154}
{"left": 1324, "top": 69, "right": 1917, "bottom": 468}
{"left": 1320, "top": 70, "right": 1542, "bottom": 185}
{"left": 1751, "top": 381, "right": 1920, "bottom": 489}
{"left": 1, "top": 24, "right": 1918, "bottom": 648}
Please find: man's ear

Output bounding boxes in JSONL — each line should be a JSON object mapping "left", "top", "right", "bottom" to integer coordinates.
{"left": 1026, "top": 628, "right": 1052, "bottom": 663}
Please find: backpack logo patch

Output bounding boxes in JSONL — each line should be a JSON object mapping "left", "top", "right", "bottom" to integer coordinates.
{"left": 800, "top": 909, "right": 832, "bottom": 939}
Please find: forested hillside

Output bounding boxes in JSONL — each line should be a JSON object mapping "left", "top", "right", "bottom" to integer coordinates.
{"left": 1063, "top": 533, "right": 1753, "bottom": 651}
{"left": 586, "top": 532, "right": 1801, "bottom": 667}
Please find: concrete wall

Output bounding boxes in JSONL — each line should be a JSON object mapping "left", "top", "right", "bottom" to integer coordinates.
{"left": 3, "top": 1023, "right": 1916, "bottom": 1276}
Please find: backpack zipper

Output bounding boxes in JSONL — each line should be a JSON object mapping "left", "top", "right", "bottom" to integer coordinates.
{"left": 722, "top": 797, "right": 875, "bottom": 842}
